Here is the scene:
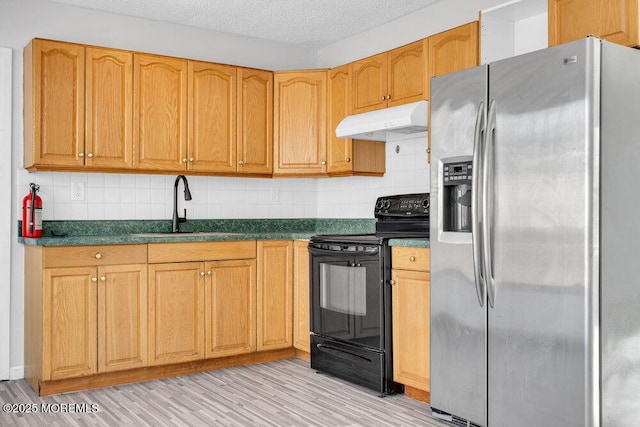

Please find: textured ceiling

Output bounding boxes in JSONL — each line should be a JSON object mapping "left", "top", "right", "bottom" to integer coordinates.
{"left": 39, "top": 0, "right": 444, "bottom": 48}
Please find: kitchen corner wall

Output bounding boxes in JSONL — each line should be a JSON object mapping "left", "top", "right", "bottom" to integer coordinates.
{"left": 317, "top": 135, "right": 430, "bottom": 217}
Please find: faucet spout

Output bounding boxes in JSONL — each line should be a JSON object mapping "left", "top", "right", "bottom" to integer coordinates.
{"left": 172, "top": 175, "right": 192, "bottom": 233}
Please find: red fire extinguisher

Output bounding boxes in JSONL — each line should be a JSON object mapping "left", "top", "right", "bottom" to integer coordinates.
{"left": 22, "top": 183, "right": 42, "bottom": 238}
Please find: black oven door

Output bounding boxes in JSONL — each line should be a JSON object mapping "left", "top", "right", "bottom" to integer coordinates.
{"left": 309, "top": 244, "right": 384, "bottom": 350}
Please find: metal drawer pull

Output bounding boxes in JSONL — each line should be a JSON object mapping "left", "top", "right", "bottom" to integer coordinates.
{"left": 409, "top": 256, "right": 415, "bottom": 262}
{"left": 95, "top": 253, "right": 102, "bottom": 259}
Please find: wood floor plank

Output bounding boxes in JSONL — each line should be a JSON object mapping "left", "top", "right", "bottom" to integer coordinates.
{"left": 0, "top": 359, "right": 450, "bottom": 426}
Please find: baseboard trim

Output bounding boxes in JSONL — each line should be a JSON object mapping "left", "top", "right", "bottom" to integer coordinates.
{"left": 10, "top": 365, "right": 24, "bottom": 380}
{"left": 37, "top": 348, "right": 296, "bottom": 396}
{"left": 404, "top": 385, "right": 430, "bottom": 403}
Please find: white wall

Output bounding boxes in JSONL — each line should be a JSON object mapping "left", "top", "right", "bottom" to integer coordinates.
{"left": 2, "top": 0, "right": 546, "bottom": 378}
{"left": 317, "top": 136, "right": 430, "bottom": 217}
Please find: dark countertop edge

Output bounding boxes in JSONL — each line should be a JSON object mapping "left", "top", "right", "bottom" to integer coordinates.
{"left": 388, "top": 238, "right": 430, "bottom": 248}
{"left": 19, "top": 233, "right": 316, "bottom": 246}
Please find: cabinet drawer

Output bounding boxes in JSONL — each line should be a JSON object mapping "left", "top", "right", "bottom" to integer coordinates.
{"left": 43, "top": 245, "right": 147, "bottom": 268}
{"left": 148, "top": 241, "right": 256, "bottom": 263}
{"left": 391, "top": 247, "right": 430, "bottom": 272}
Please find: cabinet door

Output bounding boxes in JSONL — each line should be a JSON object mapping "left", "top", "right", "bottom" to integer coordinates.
{"left": 97, "top": 264, "right": 148, "bottom": 372}
{"left": 293, "top": 240, "right": 310, "bottom": 353}
{"left": 388, "top": 40, "right": 428, "bottom": 106}
{"left": 86, "top": 47, "right": 133, "bottom": 169}
{"left": 238, "top": 68, "right": 273, "bottom": 174}
{"left": 24, "top": 39, "right": 85, "bottom": 169}
{"left": 429, "top": 21, "right": 479, "bottom": 79}
{"left": 327, "top": 65, "right": 353, "bottom": 175}
{"left": 392, "top": 268, "right": 430, "bottom": 391}
{"left": 352, "top": 52, "right": 388, "bottom": 114}
{"left": 134, "top": 54, "right": 188, "bottom": 171}
{"left": 257, "top": 241, "right": 293, "bottom": 350}
{"left": 205, "top": 259, "right": 256, "bottom": 358}
{"left": 148, "top": 262, "right": 205, "bottom": 365}
{"left": 273, "top": 71, "right": 327, "bottom": 175}
{"left": 42, "top": 267, "right": 97, "bottom": 380}
{"left": 549, "top": 0, "right": 639, "bottom": 47}
{"left": 188, "top": 61, "right": 237, "bottom": 172}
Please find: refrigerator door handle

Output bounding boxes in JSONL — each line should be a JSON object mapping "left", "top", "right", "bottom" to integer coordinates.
{"left": 483, "top": 99, "right": 497, "bottom": 308}
{"left": 471, "top": 101, "right": 486, "bottom": 307}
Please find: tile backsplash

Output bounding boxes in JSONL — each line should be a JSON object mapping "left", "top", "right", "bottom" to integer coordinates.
{"left": 17, "top": 135, "right": 429, "bottom": 220}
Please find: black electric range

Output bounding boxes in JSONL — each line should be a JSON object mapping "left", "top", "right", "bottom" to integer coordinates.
{"left": 308, "top": 193, "right": 429, "bottom": 395}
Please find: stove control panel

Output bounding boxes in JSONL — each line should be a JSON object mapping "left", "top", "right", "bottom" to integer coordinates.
{"left": 374, "top": 193, "right": 430, "bottom": 218}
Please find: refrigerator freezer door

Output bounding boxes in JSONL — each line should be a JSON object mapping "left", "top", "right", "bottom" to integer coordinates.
{"left": 486, "top": 38, "right": 597, "bottom": 426}
{"left": 430, "top": 65, "right": 488, "bottom": 426}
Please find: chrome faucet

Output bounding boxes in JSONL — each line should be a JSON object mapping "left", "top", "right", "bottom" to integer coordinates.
{"left": 172, "top": 175, "right": 192, "bottom": 233}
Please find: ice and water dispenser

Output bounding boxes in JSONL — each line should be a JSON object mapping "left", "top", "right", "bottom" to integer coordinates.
{"left": 442, "top": 157, "right": 472, "bottom": 233}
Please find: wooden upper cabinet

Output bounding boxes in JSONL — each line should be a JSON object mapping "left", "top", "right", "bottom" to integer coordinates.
{"left": 352, "top": 53, "right": 388, "bottom": 114}
{"left": 188, "top": 61, "right": 237, "bottom": 173}
{"left": 549, "top": 0, "right": 640, "bottom": 47}
{"left": 24, "top": 39, "right": 85, "bottom": 170}
{"left": 133, "top": 53, "right": 188, "bottom": 171}
{"left": 352, "top": 40, "right": 427, "bottom": 114}
{"left": 327, "top": 65, "right": 386, "bottom": 177}
{"left": 238, "top": 68, "right": 273, "bottom": 174}
{"left": 273, "top": 70, "right": 327, "bottom": 176}
{"left": 327, "top": 64, "right": 353, "bottom": 174}
{"left": 428, "top": 21, "right": 479, "bottom": 79}
{"left": 388, "top": 40, "right": 428, "bottom": 107}
{"left": 86, "top": 47, "right": 133, "bottom": 169}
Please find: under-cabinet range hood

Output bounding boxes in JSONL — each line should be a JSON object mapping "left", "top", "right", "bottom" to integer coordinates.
{"left": 335, "top": 100, "right": 428, "bottom": 141}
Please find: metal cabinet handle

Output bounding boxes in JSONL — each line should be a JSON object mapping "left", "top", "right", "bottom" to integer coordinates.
{"left": 386, "top": 95, "right": 391, "bottom": 100}
{"left": 380, "top": 96, "right": 386, "bottom": 101}
{"left": 189, "top": 157, "right": 195, "bottom": 162}
{"left": 78, "top": 152, "right": 85, "bottom": 158}
{"left": 87, "top": 153, "right": 93, "bottom": 158}
{"left": 346, "top": 158, "right": 351, "bottom": 162}
{"left": 321, "top": 161, "right": 326, "bottom": 165}
{"left": 207, "top": 270, "right": 212, "bottom": 275}
{"left": 238, "top": 160, "right": 244, "bottom": 166}
{"left": 95, "top": 253, "right": 102, "bottom": 259}
{"left": 390, "top": 279, "right": 395, "bottom": 285}
{"left": 182, "top": 158, "right": 188, "bottom": 163}
{"left": 200, "top": 271, "right": 206, "bottom": 276}
{"left": 409, "top": 256, "right": 415, "bottom": 262}
{"left": 100, "top": 276, "right": 106, "bottom": 281}
{"left": 91, "top": 277, "right": 97, "bottom": 283}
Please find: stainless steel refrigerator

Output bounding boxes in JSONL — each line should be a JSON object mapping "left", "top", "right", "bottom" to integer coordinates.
{"left": 429, "top": 37, "right": 640, "bottom": 427}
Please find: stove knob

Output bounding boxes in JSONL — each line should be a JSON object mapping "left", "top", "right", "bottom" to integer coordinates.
{"left": 375, "top": 200, "right": 385, "bottom": 210}
{"left": 384, "top": 201, "right": 391, "bottom": 209}
{"left": 422, "top": 199, "right": 430, "bottom": 210}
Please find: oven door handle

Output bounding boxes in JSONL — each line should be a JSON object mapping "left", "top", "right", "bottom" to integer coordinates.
{"left": 308, "top": 246, "right": 379, "bottom": 257}
{"left": 316, "top": 343, "right": 373, "bottom": 363}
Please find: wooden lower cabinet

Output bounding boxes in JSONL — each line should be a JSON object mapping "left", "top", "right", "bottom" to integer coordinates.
{"left": 148, "top": 262, "right": 205, "bottom": 365}
{"left": 257, "top": 241, "right": 293, "bottom": 350}
{"left": 25, "top": 245, "right": 148, "bottom": 389}
{"left": 42, "top": 267, "right": 97, "bottom": 381}
{"left": 391, "top": 247, "right": 431, "bottom": 395}
{"left": 292, "top": 240, "right": 310, "bottom": 353}
{"left": 98, "top": 264, "right": 148, "bottom": 372}
{"left": 25, "top": 240, "right": 300, "bottom": 395}
{"left": 205, "top": 259, "right": 257, "bottom": 358}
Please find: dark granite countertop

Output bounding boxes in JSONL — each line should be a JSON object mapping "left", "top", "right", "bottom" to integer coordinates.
{"left": 18, "top": 219, "right": 375, "bottom": 246}
{"left": 19, "top": 219, "right": 430, "bottom": 247}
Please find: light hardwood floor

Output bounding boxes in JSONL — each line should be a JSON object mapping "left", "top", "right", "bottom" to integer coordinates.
{"left": 0, "top": 358, "right": 449, "bottom": 426}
